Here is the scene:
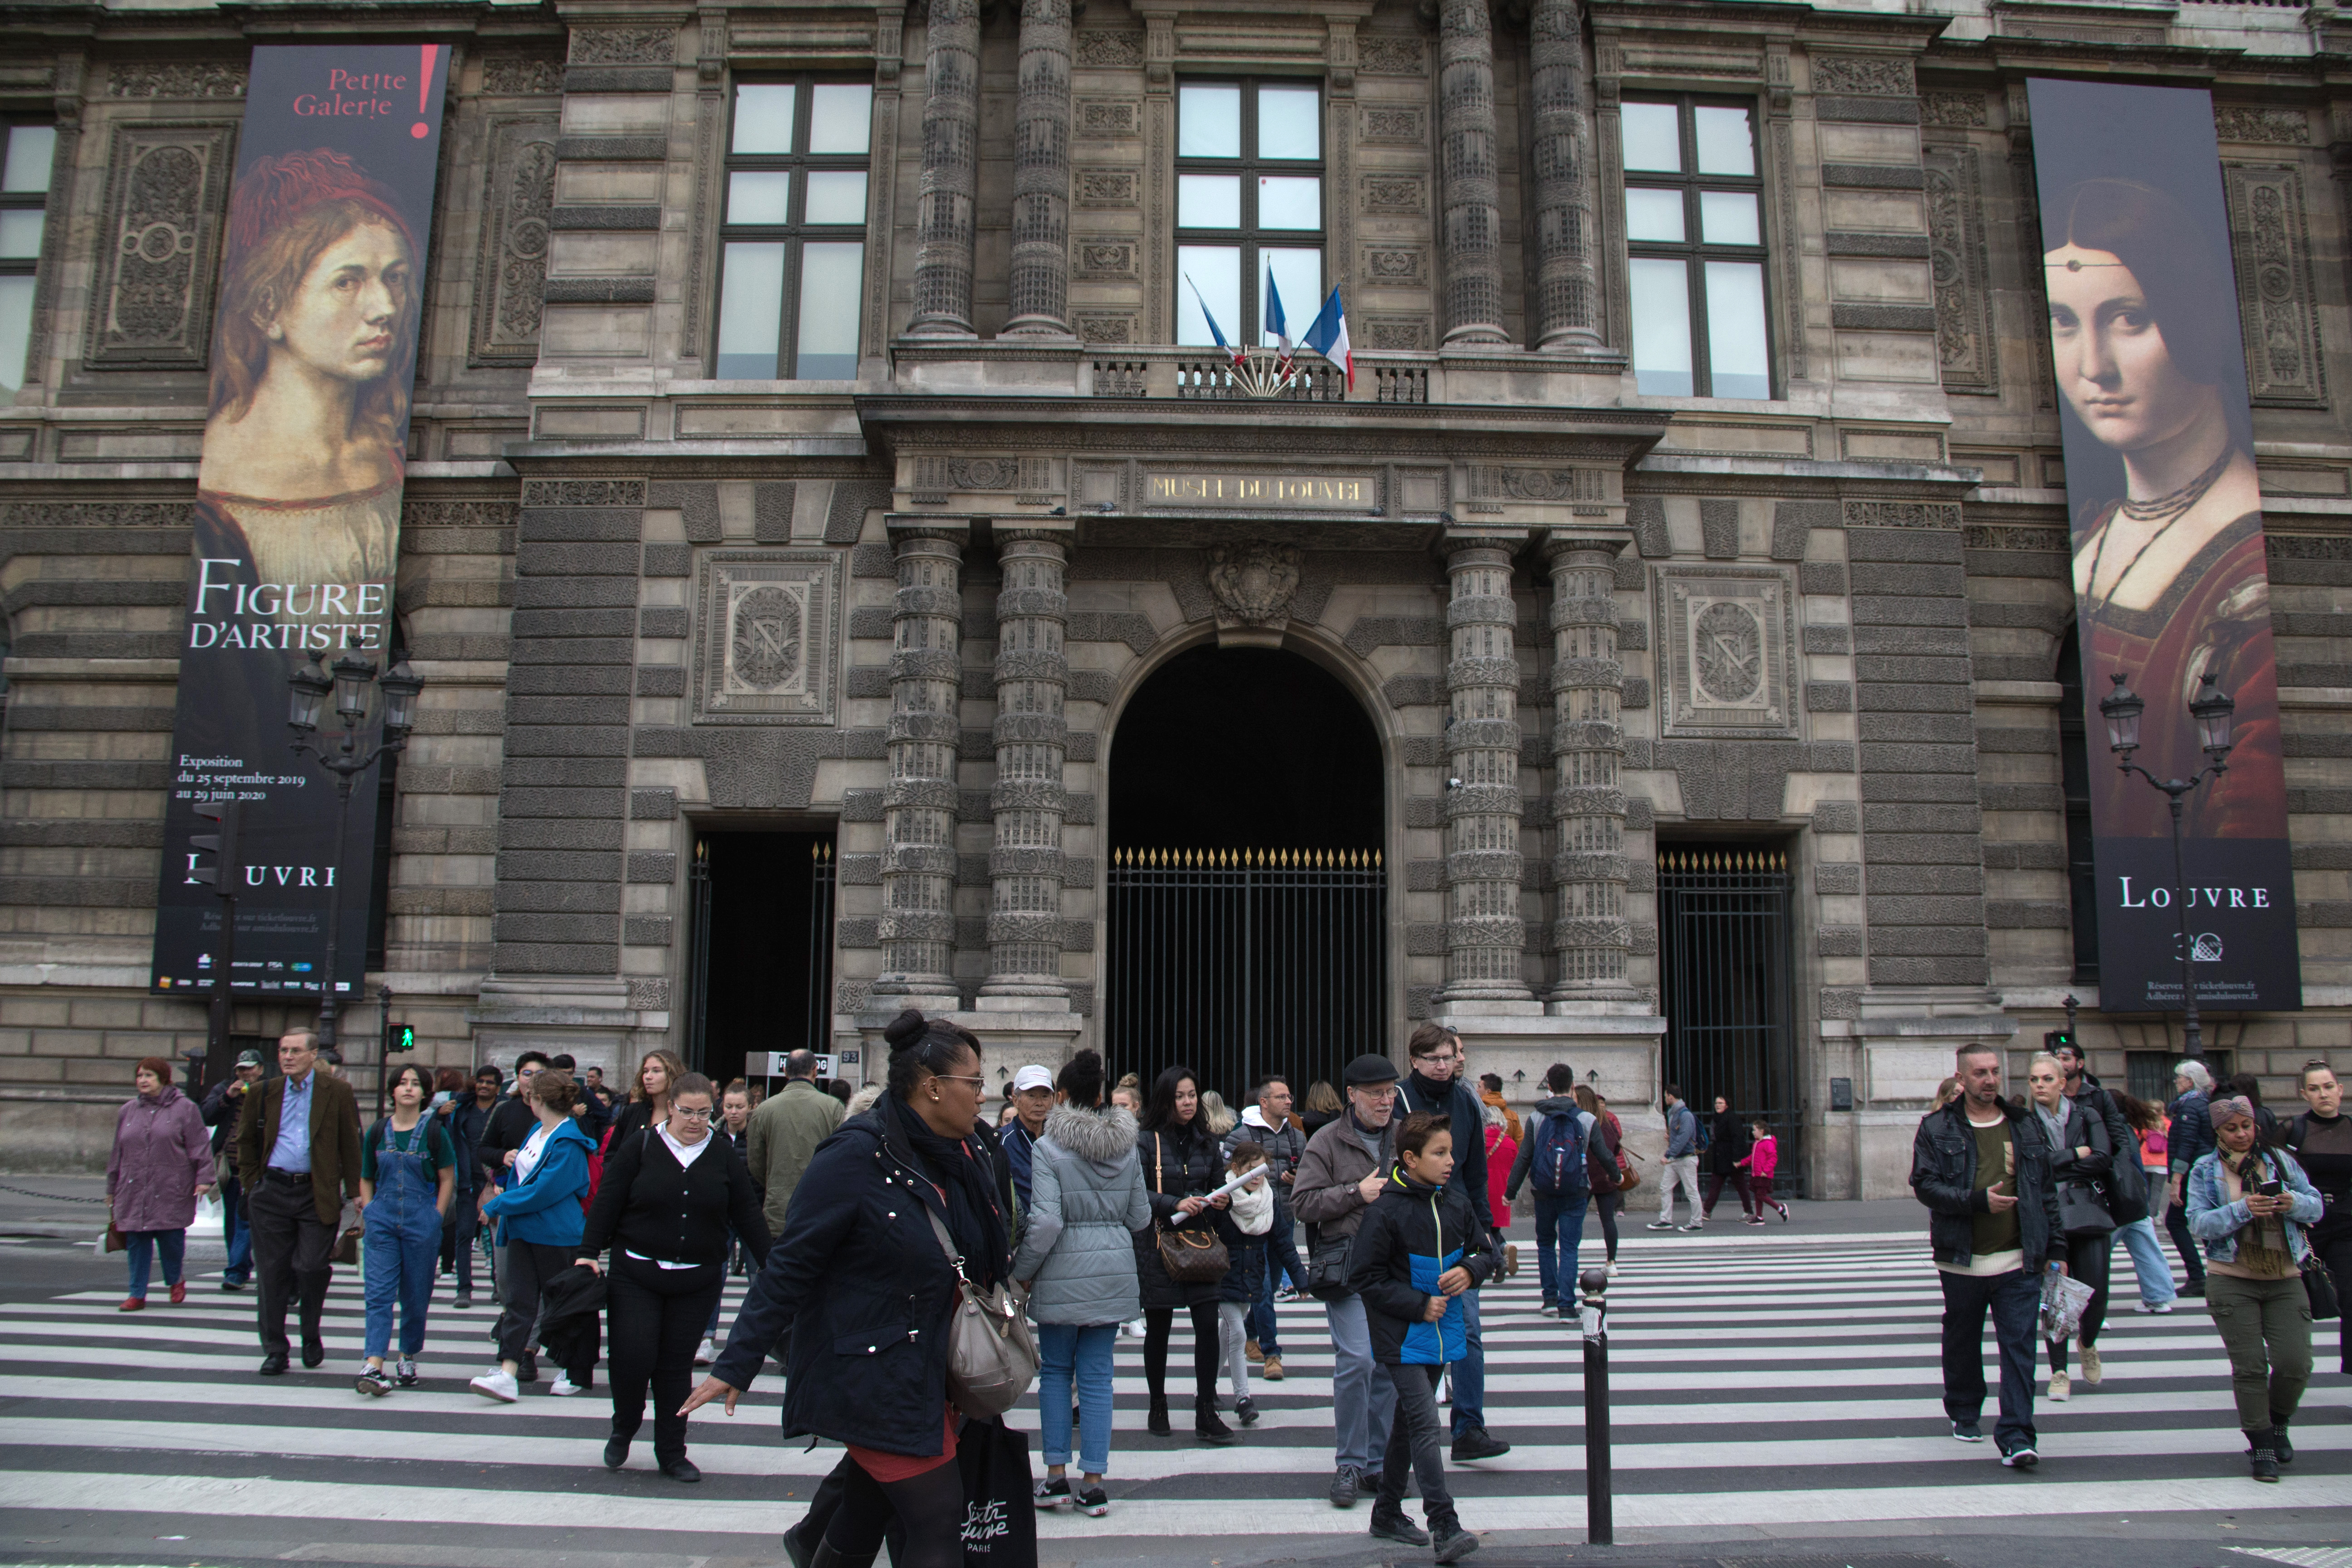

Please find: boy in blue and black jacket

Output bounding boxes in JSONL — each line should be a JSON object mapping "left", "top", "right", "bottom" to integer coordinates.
{"left": 1343, "top": 1112, "right": 1500, "bottom": 1564}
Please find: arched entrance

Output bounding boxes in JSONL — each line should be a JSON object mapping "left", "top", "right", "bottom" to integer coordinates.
{"left": 1106, "top": 643, "right": 1385, "bottom": 1103}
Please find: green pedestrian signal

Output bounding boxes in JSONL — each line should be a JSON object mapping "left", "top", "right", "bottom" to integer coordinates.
{"left": 391, "top": 1024, "right": 417, "bottom": 1053}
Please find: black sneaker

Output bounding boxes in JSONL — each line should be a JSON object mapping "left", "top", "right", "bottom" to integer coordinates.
{"left": 517, "top": 1353, "right": 539, "bottom": 1384}
{"left": 1644, "top": 1220, "right": 1676, "bottom": 1230}
{"left": 2000, "top": 1443, "right": 2038, "bottom": 1469}
{"left": 1073, "top": 1483, "right": 1110, "bottom": 1518}
{"left": 1451, "top": 1427, "right": 1510, "bottom": 1462}
{"left": 2180, "top": 1279, "right": 2206, "bottom": 1298}
{"left": 1434, "top": 1527, "right": 1480, "bottom": 1563}
{"left": 1370, "top": 1513, "right": 1430, "bottom": 1547}
{"left": 1235, "top": 1395, "right": 1260, "bottom": 1426}
{"left": 1328, "top": 1464, "right": 1361, "bottom": 1508}
{"left": 220, "top": 1278, "right": 250, "bottom": 1293}
{"left": 354, "top": 1365, "right": 392, "bottom": 1397}
{"left": 1032, "top": 1476, "right": 1070, "bottom": 1511}
{"left": 1951, "top": 1420, "right": 1984, "bottom": 1443}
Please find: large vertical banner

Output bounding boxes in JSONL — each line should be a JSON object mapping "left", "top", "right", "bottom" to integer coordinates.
{"left": 149, "top": 45, "right": 450, "bottom": 1003}
{"left": 2029, "top": 78, "right": 2300, "bottom": 1012}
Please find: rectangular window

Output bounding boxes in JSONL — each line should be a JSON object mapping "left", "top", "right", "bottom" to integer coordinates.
{"left": 1621, "top": 98, "right": 1771, "bottom": 400}
{"left": 0, "top": 124, "right": 57, "bottom": 392}
{"left": 713, "top": 79, "right": 872, "bottom": 380}
{"left": 1175, "top": 80, "right": 1323, "bottom": 348}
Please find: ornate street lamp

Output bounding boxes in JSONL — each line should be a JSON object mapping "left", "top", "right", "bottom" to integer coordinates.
{"left": 2097, "top": 670, "right": 2235, "bottom": 1057}
{"left": 286, "top": 653, "right": 425, "bottom": 1048}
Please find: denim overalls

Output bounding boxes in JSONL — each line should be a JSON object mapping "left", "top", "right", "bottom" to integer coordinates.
{"left": 363, "top": 1120, "right": 444, "bottom": 1360}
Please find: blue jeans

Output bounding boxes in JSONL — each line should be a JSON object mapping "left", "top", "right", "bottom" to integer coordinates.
{"left": 1531, "top": 1189, "right": 1590, "bottom": 1307}
{"left": 124, "top": 1229, "right": 186, "bottom": 1298}
{"left": 1250, "top": 1200, "right": 1305, "bottom": 1353}
{"left": 220, "top": 1175, "right": 252, "bottom": 1284}
{"left": 1325, "top": 1294, "right": 1397, "bottom": 1471}
{"left": 1449, "top": 1288, "right": 1485, "bottom": 1436}
{"left": 363, "top": 1216, "right": 441, "bottom": 1359}
{"left": 2111, "top": 1215, "right": 2179, "bottom": 1306}
{"left": 1035, "top": 1321, "right": 1117, "bottom": 1475}
{"left": 1938, "top": 1267, "right": 2040, "bottom": 1452}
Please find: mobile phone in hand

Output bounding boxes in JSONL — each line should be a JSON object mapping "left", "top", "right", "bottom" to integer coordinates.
{"left": 2257, "top": 1179, "right": 2283, "bottom": 1197}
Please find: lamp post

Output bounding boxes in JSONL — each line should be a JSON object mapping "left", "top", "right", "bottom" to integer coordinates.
{"left": 286, "top": 652, "right": 423, "bottom": 1049}
{"left": 2096, "top": 669, "right": 2236, "bottom": 1058}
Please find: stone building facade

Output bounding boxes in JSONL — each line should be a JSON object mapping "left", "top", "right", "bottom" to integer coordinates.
{"left": 6, "top": 0, "right": 2352, "bottom": 1192}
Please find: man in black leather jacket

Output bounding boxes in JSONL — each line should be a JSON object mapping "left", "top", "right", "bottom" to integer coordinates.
{"left": 1910, "top": 1043, "right": 2064, "bottom": 1468}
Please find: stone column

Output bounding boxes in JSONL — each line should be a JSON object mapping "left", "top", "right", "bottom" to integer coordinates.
{"left": 1436, "top": 0, "right": 1508, "bottom": 346}
{"left": 1441, "top": 536, "right": 1531, "bottom": 1001}
{"left": 874, "top": 525, "right": 967, "bottom": 1009}
{"left": 982, "top": 531, "right": 1071, "bottom": 1000}
{"left": 1529, "top": 0, "right": 1602, "bottom": 351}
{"left": 906, "top": 0, "right": 980, "bottom": 338}
{"left": 1544, "top": 535, "right": 1630, "bottom": 996}
{"left": 1004, "top": 0, "right": 1073, "bottom": 336}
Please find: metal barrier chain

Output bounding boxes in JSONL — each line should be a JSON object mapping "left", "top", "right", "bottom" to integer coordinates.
{"left": 0, "top": 1181, "right": 109, "bottom": 1204}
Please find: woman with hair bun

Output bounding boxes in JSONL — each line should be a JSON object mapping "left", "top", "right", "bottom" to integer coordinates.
{"left": 1010, "top": 1048, "right": 1150, "bottom": 1519}
{"left": 1134, "top": 1063, "right": 1240, "bottom": 1443}
{"left": 684, "top": 1010, "right": 1009, "bottom": 1567}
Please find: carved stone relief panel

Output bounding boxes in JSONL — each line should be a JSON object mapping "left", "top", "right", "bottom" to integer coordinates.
{"left": 1076, "top": 170, "right": 1139, "bottom": 208}
{"left": 569, "top": 26, "right": 676, "bottom": 64}
{"left": 1922, "top": 91, "right": 1987, "bottom": 127}
{"left": 1073, "top": 32, "right": 1145, "bottom": 68}
{"left": 2223, "top": 163, "right": 2328, "bottom": 408}
{"left": 481, "top": 56, "right": 565, "bottom": 96}
{"left": 1358, "top": 36, "right": 1427, "bottom": 76}
{"left": 1808, "top": 55, "right": 1915, "bottom": 98}
{"left": 103, "top": 59, "right": 248, "bottom": 98}
{"left": 692, "top": 549, "right": 844, "bottom": 725}
{"left": 470, "top": 116, "right": 559, "bottom": 365}
{"left": 1653, "top": 566, "right": 1799, "bottom": 738}
{"left": 1073, "top": 236, "right": 1139, "bottom": 278}
{"left": 1076, "top": 99, "right": 1142, "bottom": 138}
{"left": 1359, "top": 106, "right": 1427, "bottom": 144}
{"left": 1923, "top": 146, "right": 1996, "bottom": 394}
{"left": 2215, "top": 104, "right": 2308, "bottom": 147}
{"left": 83, "top": 122, "right": 235, "bottom": 371}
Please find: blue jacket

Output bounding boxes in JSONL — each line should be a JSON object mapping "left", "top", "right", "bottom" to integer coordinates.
{"left": 2167, "top": 1089, "right": 2216, "bottom": 1178}
{"left": 1344, "top": 1166, "right": 1500, "bottom": 1366}
{"left": 480, "top": 1118, "right": 594, "bottom": 1248}
{"left": 1663, "top": 1101, "right": 1698, "bottom": 1160}
{"left": 2186, "top": 1146, "right": 2325, "bottom": 1266}
{"left": 1003, "top": 1122, "right": 1038, "bottom": 1211}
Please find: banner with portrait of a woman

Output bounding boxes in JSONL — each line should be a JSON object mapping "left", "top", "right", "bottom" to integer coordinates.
{"left": 2028, "top": 78, "right": 2300, "bottom": 1012}
{"left": 149, "top": 45, "right": 449, "bottom": 1001}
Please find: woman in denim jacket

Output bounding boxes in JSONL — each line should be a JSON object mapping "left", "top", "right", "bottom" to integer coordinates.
{"left": 2185, "top": 1095, "right": 2325, "bottom": 1482}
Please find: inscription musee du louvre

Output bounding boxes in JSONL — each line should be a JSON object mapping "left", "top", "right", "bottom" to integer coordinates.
{"left": 1145, "top": 470, "right": 1379, "bottom": 509}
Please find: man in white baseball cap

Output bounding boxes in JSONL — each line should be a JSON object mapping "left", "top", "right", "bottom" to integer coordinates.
{"left": 1004, "top": 1063, "right": 1059, "bottom": 1209}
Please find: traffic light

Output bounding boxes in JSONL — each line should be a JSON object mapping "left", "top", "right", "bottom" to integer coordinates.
{"left": 2044, "top": 1029, "right": 2074, "bottom": 1054}
{"left": 187, "top": 800, "right": 241, "bottom": 892}
{"left": 390, "top": 1023, "right": 417, "bottom": 1054}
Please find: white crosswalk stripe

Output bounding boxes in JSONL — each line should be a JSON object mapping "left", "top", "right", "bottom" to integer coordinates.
{"left": 1, "top": 1229, "right": 2340, "bottom": 1545}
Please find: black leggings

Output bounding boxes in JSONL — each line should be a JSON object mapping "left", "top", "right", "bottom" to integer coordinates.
{"left": 1595, "top": 1191, "right": 1622, "bottom": 1261}
{"left": 606, "top": 1254, "right": 724, "bottom": 1462}
{"left": 1143, "top": 1302, "right": 1219, "bottom": 1405}
{"left": 825, "top": 1450, "right": 965, "bottom": 1568}
{"left": 2048, "top": 1230, "right": 2113, "bottom": 1372}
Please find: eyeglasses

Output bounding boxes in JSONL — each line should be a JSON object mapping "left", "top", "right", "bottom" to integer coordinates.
{"left": 518, "top": 1065, "right": 543, "bottom": 1077}
{"left": 672, "top": 1105, "right": 714, "bottom": 1120}
{"left": 933, "top": 1073, "right": 987, "bottom": 1090}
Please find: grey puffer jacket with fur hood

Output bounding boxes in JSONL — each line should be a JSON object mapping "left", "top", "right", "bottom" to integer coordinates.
{"left": 1011, "top": 1101, "right": 1154, "bottom": 1326}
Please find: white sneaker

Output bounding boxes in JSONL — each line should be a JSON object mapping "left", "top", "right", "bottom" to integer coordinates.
{"left": 471, "top": 1368, "right": 519, "bottom": 1403}
{"left": 1604, "top": 1261, "right": 1620, "bottom": 1278}
{"left": 2135, "top": 1300, "right": 2175, "bottom": 1314}
{"left": 2048, "top": 1372, "right": 2070, "bottom": 1402}
{"left": 694, "top": 1337, "right": 715, "bottom": 1367}
{"left": 549, "top": 1375, "right": 585, "bottom": 1397}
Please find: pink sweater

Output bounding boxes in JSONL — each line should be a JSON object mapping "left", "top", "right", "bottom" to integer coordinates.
{"left": 1741, "top": 1134, "right": 1779, "bottom": 1180}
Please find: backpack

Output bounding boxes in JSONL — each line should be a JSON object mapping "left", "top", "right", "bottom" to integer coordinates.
{"left": 1529, "top": 1109, "right": 1589, "bottom": 1197}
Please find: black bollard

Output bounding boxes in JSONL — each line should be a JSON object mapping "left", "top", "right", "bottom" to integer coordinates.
{"left": 1578, "top": 1264, "right": 1612, "bottom": 1545}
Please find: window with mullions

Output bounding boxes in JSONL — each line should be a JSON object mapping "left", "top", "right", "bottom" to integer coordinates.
{"left": 1175, "top": 80, "right": 1323, "bottom": 348}
{"left": 0, "top": 124, "right": 57, "bottom": 392}
{"left": 1621, "top": 98, "right": 1771, "bottom": 400}
{"left": 713, "top": 79, "right": 872, "bottom": 381}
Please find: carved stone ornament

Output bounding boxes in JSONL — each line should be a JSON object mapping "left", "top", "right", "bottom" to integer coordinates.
{"left": 470, "top": 118, "right": 559, "bottom": 364}
{"left": 1073, "top": 31, "right": 1145, "bottom": 67}
{"left": 482, "top": 56, "right": 565, "bottom": 96}
{"left": 2224, "top": 163, "right": 2328, "bottom": 408}
{"left": 1359, "top": 36, "right": 1427, "bottom": 75}
{"left": 692, "top": 550, "right": 843, "bottom": 725}
{"left": 1206, "top": 542, "right": 1306, "bottom": 628}
{"left": 84, "top": 122, "right": 236, "bottom": 371}
{"left": 569, "top": 26, "right": 676, "bottom": 65}
{"left": 1809, "top": 55, "right": 1914, "bottom": 98}
{"left": 2215, "top": 104, "right": 2307, "bottom": 146}
{"left": 1653, "top": 566, "right": 1798, "bottom": 738}
{"left": 1467, "top": 466, "right": 1607, "bottom": 504}
{"left": 105, "top": 59, "right": 247, "bottom": 98}
{"left": 1925, "top": 146, "right": 1996, "bottom": 394}
{"left": 911, "top": 456, "right": 1053, "bottom": 498}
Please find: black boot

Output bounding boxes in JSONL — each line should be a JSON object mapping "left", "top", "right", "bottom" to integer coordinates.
{"left": 1146, "top": 1395, "right": 1171, "bottom": 1437}
{"left": 2270, "top": 1413, "right": 2295, "bottom": 1465}
{"left": 1194, "top": 1395, "right": 1235, "bottom": 1444}
{"left": 2247, "top": 1428, "right": 2280, "bottom": 1483}
{"left": 808, "top": 1543, "right": 878, "bottom": 1568}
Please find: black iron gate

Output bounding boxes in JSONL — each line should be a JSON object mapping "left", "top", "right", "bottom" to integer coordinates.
{"left": 1658, "top": 846, "right": 1798, "bottom": 1186}
{"left": 1107, "top": 847, "right": 1386, "bottom": 1102}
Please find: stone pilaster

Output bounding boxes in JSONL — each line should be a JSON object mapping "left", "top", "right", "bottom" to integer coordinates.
{"left": 1544, "top": 535, "right": 1631, "bottom": 996}
{"left": 1004, "top": 0, "right": 1073, "bottom": 336}
{"left": 906, "top": 0, "right": 980, "bottom": 338}
{"left": 1441, "top": 536, "right": 1531, "bottom": 1002}
{"left": 874, "top": 524, "right": 967, "bottom": 1009}
{"left": 983, "top": 530, "right": 1071, "bottom": 999}
{"left": 1529, "top": 0, "right": 1602, "bottom": 351}
{"left": 1436, "top": 0, "right": 1507, "bottom": 346}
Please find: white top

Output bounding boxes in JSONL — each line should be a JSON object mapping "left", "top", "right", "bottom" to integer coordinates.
{"left": 514, "top": 1122, "right": 552, "bottom": 1182}
{"left": 659, "top": 1123, "right": 712, "bottom": 1169}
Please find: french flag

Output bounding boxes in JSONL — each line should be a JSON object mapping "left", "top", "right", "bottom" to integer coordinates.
{"left": 1185, "top": 274, "right": 1247, "bottom": 369}
{"left": 1263, "top": 268, "right": 1295, "bottom": 377}
{"left": 1302, "top": 286, "right": 1352, "bottom": 388}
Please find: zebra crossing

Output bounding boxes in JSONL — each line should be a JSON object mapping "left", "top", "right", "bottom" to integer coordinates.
{"left": 0, "top": 1226, "right": 2342, "bottom": 1549}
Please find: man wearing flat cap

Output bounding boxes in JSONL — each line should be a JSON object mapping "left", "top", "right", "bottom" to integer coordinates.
{"left": 1292, "top": 1052, "right": 1405, "bottom": 1509}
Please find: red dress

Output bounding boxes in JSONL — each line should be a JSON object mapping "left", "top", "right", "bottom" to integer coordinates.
{"left": 2077, "top": 508, "right": 2285, "bottom": 840}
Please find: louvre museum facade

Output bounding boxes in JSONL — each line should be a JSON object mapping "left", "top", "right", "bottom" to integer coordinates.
{"left": 5, "top": 0, "right": 2352, "bottom": 1193}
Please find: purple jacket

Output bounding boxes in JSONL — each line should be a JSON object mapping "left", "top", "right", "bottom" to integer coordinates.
{"left": 108, "top": 1086, "right": 211, "bottom": 1233}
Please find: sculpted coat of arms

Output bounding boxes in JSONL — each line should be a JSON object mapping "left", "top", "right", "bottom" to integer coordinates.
{"left": 1206, "top": 542, "right": 1305, "bottom": 627}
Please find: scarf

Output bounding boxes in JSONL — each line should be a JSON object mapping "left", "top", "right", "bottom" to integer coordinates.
{"left": 885, "top": 1093, "right": 1009, "bottom": 1291}
{"left": 2225, "top": 1145, "right": 2293, "bottom": 1272}
{"left": 2034, "top": 1100, "right": 2069, "bottom": 1161}
{"left": 1228, "top": 1169, "right": 1275, "bottom": 1235}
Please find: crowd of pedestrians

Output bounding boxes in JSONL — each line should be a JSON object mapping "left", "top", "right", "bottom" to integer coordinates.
{"left": 104, "top": 1021, "right": 2352, "bottom": 1560}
